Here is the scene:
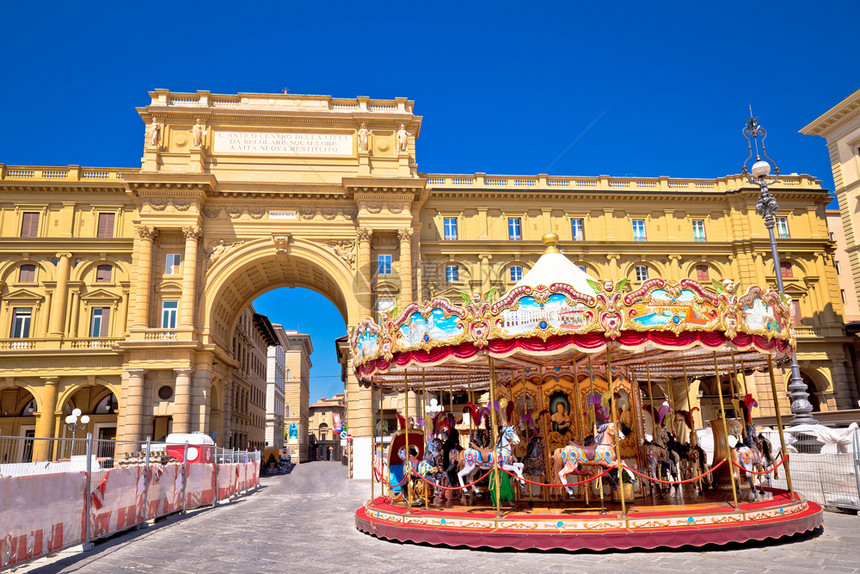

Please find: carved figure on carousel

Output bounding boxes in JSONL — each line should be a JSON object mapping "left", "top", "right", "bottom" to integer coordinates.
{"left": 729, "top": 395, "right": 776, "bottom": 499}
{"left": 552, "top": 421, "right": 624, "bottom": 497}
{"left": 641, "top": 404, "right": 680, "bottom": 496}
{"left": 457, "top": 419, "right": 526, "bottom": 501}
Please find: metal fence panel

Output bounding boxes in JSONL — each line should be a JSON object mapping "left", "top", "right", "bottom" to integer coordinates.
{"left": 0, "top": 435, "right": 261, "bottom": 571}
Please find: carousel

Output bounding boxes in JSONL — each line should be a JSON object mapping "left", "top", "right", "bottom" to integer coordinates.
{"left": 352, "top": 234, "right": 822, "bottom": 551}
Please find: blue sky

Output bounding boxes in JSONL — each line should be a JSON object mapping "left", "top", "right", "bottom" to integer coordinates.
{"left": 2, "top": 1, "right": 857, "bottom": 402}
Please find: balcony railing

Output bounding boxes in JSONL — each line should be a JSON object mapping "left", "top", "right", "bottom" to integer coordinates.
{"left": 423, "top": 173, "right": 819, "bottom": 194}
{"left": 0, "top": 164, "right": 136, "bottom": 182}
{"left": 0, "top": 338, "right": 123, "bottom": 351}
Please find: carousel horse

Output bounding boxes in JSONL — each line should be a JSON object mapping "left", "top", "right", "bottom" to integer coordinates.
{"left": 731, "top": 425, "right": 776, "bottom": 499}
{"left": 641, "top": 426, "right": 679, "bottom": 495}
{"left": 552, "top": 422, "right": 624, "bottom": 497}
{"left": 417, "top": 438, "right": 446, "bottom": 504}
{"left": 522, "top": 435, "right": 546, "bottom": 478}
{"left": 687, "top": 432, "right": 711, "bottom": 490}
{"left": 458, "top": 425, "right": 526, "bottom": 497}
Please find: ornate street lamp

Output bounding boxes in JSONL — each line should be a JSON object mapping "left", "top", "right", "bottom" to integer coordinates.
{"left": 742, "top": 109, "right": 817, "bottom": 426}
{"left": 65, "top": 408, "right": 91, "bottom": 452}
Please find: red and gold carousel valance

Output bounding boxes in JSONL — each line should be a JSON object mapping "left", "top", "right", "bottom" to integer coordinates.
{"left": 352, "top": 277, "right": 794, "bottom": 382}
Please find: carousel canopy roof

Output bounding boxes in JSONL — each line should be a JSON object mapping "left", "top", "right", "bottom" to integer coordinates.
{"left": 513, "top": 234, "right": 597, "bottom": 296}
{"left": 351, "top": 234, "right": 795, "bottom": 391}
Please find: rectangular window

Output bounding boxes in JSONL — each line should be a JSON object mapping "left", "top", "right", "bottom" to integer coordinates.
{"left": 510, "top": 266, "right": 523, "bottom": 282}
{"left": 841, "top": 289, "right": 847, "bottom": 304}
{"left": 161, "top": 301, "right": 178, "bottom": 329}
{"left": 635, "top": 265, "right": 649, "bottom": 282}
{"left": 96, "top": 264, "right": 112, "bottom": 282}
{"left": 692, "top": 219, "right": 706, "bottom": 242}
{"left": 18, "top": 264, "right": 36, "bottom": 283}
{"left": 377, "top": 254, "right": 392, "bottom": 275}
{"left": 508, "top": 218, "right": 522, "bottom": 241}
{"left": 791, "top": 300, "right": 802, "bottom": 327}
{"left": 445, "top": 265, "right": 458, "bottom": 282}
{"left": 830, "top": 232, "right": 835, "bottom": 241}
{"left": 836, "top": 261, "right": 841, "bottom": 276}
{"left": 443, "top": 218, "right": 458, "bottom": 240}
{"left": 20, "top": 212, "right": 39, "bottom": 238}
{"left": 695, "top": 264, "right": 710, "bottom": 281}
{"left": 571, "top": 219, "right": 585, "bottom": 241}
{"left": 96, "top": 213, "right": 115, "bottom": 238}
{"left": 780, "top": 261, "right": 793, "bottom": 278}
{"left": 89, "top": 307, "right": 111, "bottom": 337}
{"left": 11, "top": 308, "right": 32, "bottom": 338}
{"left": 632, "top": 219, "right": 647, "bottom": 241}
{"left": 776, "top": 216, "right": 790, "bottom": 239}
{"left": 165, "top": 253, "right": 182, "bottom": 275}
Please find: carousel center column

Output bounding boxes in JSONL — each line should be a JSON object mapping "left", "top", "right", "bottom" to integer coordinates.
{"left": 133, "top": 226, "right": 159, "bottom": 328}
{"left": 356, "top": 227, "right": 374, "bottom": 318}
{"left": 179, "top": 226, "right": 202, "bottom": 330}
{"left": 398, "top": 227, "right": 413, "bottom": 307}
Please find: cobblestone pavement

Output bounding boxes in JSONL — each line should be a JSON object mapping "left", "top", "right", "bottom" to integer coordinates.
{"left": 16, "top": 461, "right": 860, "bottom": 574}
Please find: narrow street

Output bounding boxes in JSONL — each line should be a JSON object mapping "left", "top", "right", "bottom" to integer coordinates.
{"left": 19, "top": 462, "right": 860, "bottom": 574}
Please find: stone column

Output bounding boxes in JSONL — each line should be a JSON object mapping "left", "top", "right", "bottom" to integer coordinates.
{"left": 48, "top": 253, "right": 72, "bottom": 336}
{"left": 174, "top": 368, "right": 194, "bottom": 434}
{"left": 33, "top": 377, "right": 59, "bottom": 462}
{"left": 180, "top": 226, "right": 201, "bottom": 329}
{"left": 132, "top": 226, "right": 158, "bottom": 328}
{"left": 398, "top": 227, "right": 413, "bottom": 307}
{"left": 118, "top": 369, "right": 146, "bottom": 451}
{"left": 356, "top": 227, "right": 374, "bottom": 318}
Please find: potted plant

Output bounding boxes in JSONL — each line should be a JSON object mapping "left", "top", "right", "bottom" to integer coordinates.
{"left": 612, "top": 467, "right": 635, "bottom": 502}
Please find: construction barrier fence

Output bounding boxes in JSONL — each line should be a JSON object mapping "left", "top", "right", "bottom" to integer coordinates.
{"left": 0, "top": 434, "right": 260, "bottom": 570}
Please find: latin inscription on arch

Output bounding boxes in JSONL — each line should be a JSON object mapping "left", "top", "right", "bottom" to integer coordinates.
{"left": 213, "top": 131, "right": 353, "bottom": 156}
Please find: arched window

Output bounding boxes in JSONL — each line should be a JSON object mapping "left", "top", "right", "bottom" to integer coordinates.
{"left": 695, "top": 265, "right": 709, "bottom": 281}
{"left": 635, "top": 265, "right": 649, "bottom": 282}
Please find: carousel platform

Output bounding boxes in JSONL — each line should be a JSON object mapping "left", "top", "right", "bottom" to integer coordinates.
{"left": 355, "top": 487, "right": 823, "bottom": 551}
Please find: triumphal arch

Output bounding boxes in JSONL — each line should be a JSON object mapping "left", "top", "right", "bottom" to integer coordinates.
{"left": 0, "top": 89, "right": 855, "bottom": 479}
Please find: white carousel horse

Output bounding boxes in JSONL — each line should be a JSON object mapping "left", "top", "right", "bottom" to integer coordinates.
{"left": 457, "top": 425, "right": 526, "bottom": 494}
{"left": 552, "top": 422, "right": 624, "bottom": 497}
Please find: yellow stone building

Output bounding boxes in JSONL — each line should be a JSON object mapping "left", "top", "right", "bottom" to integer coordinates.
{"left": 308, "top": 393, "right": 345, "bottom": 461}
{"left": 281, "top": 328, "right": 312, "bottom": 462}
{"left": 0, "top": 89, "right": 855, "bottom": 477}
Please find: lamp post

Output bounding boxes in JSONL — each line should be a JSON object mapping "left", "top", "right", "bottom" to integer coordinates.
{"left": 65, "top": 408, "right": 91, "bottom": 454}
{"left": 742, "top": 109, "right": 817, "bottom": 426}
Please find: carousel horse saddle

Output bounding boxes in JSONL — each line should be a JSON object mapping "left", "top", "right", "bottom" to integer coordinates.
{"left": 570, "top": 441, "right": 600, "bottom": 461}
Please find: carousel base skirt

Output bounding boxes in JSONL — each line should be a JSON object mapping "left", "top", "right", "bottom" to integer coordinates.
{"left": 355, "top": 488, "right": 822, "bottom": 552}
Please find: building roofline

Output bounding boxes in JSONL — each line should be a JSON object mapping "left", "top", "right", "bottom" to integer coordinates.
{"left": 253, "top": 313, "right": 279, "bottom": 347}
{"left": 800, "top": 87, "right": 860, "bottom": 137}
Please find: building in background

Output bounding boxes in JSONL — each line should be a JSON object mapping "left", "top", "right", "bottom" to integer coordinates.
{"left": 803, "top": 89, "right": 860, "bottom": 411}
{"left": 826, "top": 210, "right": 860, "bottom": 323}
{"left": 225, "top": 309, "right": 277, "bottom": 451}
{"left": 265, "top": 325, "right": 287, "bottom": 450}
{"left": 308, "top": 393, "right": 345, "bottom": 461}
{"left": 282, "top": 329, "right": 312, "bottom": 461}
{"left": 0, "top": 89, "right": 855, "bottom": 479}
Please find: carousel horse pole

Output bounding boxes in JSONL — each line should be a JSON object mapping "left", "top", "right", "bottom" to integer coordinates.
{"left": 665, "top": 375, "right": 681, "bottom": 481}
{"left": 645, "top": 361, "right": 660, "bottom": 496}
{"left": 739, "top": 358, "right": 749, "bottom": 396}
{"left": 571, "top": 357, "right": 589, "bottom": 507}
{"left": 767, "top": 355, "right": 794, "bottom": 496}
{"left": 421, "top": 369, "right": 427, "bottom": 421}
{"left": 606, "top": 347, "right": 627, "bottom": 517}
{"left": 404, "top": 370, "right": 412, "bottom": 514}
{"left": 714, "top": 352, "right": 739, "bottom": 509}
{"left": 683, "top": 364, "right": 704, "bottom": 493}
{"left": 588, "top": 354, "right": 606, "bottom": 514}
{"left": 371, "top": 380, "right": 375, "bottom": 503}
{"left": 488, "top": 356, "right": 503, "bottom": 519}
{"left": 538, "top": 369, "right": 553, "bottom": 503}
